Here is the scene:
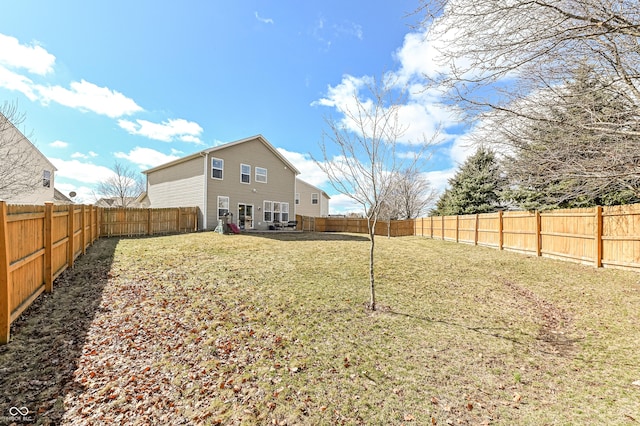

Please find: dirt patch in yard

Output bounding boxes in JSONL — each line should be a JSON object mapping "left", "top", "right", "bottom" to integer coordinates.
{"left": 0, "top": 238, "right": 118, "bottom": 425}
{"left": 503, "top": 280, "right": 577, "bottom": 357}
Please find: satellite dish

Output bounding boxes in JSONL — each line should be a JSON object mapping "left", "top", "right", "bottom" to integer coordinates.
{"left": 69, "top": 191, "right": 77, "bottom": 198}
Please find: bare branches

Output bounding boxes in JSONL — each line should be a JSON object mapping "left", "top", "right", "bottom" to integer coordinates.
{"left": 0, "top": 101, "right": 44, "bottom": 200}
{"left": 421, "top": 0, "right": 640, "bottom": 113}
{"left": 95, "top": 162, "right": 144, "bottom": 207}
{"left": 314, "top": 75, "right": 435, "bottom": 310}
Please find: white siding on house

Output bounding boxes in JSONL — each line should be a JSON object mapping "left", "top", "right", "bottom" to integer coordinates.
{"left": 146, "top": 156, "right": 205, "bottom": 226}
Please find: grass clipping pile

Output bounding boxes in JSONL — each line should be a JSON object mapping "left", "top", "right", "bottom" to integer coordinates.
{"left": 1, "top": 232, "right": 639, "bottom": 425}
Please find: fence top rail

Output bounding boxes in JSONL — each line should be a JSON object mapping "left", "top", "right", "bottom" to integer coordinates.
{"left": 6, "top": 211, "right": 46, "bottom": 222}
{"left": 540, "top": 212, "right": 594, "bottom": 217}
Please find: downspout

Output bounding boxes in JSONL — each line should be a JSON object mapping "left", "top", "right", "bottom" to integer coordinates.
{"left": 202, "top": 152, "right": 208, "bottom": 230}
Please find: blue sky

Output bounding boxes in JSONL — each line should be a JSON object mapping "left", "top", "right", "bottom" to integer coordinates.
{"left": 0, "top": 1, "right": 473, "bottom": 213}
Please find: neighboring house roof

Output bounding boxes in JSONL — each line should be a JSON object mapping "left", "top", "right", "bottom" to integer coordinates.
{"left": 95, "top": 197, "right": 140, "bottom": 207}
{"left": 142, "top": 134, "right": 301, "bottom": 175}
{"left": 54, "top": 188, "right": 73, "bottom": 204}
{"left": 296, "top": 178, "right": 331, "bottom": 199}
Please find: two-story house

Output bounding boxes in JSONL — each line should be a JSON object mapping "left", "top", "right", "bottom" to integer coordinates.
{"left": 295, "top": 178, "right": 330, "bottom": 217}
{"left": 0, "top": 112, "right": 57, "bottom": 204}
{"left": 143, "top": 135, "right": 300, "bottom": 231}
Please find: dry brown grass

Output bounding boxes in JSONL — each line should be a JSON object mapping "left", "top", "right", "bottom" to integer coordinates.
{"left": 1, "top": 231, "right": 639, "bottom": 425}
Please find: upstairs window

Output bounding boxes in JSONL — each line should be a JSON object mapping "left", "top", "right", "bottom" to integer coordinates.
{"left": 212, "top": 158, "right": 223, "bottom": 179}
{"left": 241, "top": 164, "right": 251, "bottom": 184}
{"left": 311, "top": 193, "right": 319, "bottom": 205}
{"left": 42, "top": 170, "right": 51, "bottom": 188}
{"left": 255, "top": 167, "right": 267, "bottom": 183}
{"left": 295, "top": 193, "right": 300, "bottom": 205}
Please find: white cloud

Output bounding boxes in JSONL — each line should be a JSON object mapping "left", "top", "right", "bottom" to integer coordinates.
{"left": 71, "top": 151, "right": 98, "bottom": 159}
{"left": 313, "top": 74, "right": 452, "bottom": 145}
{"left": 254, "top": 11, "right": 274, "bottom": 24}
{"left": 423, "top": 168, "right": 454, "bottom": 195}
{"left": 449, "top": 133, "right": 476, "bottom": 166}
{"left": 0, "top": 34, "right": 56, "bottom": 75}
{"left": 328, "top": 193, "right": 362, "bottom": 215}
{"left": 49, "top": 140, "right": 68, "bottom": 148}
{"left": 37, "top": 80, "right": 143, "bottom": 118}
{"left": 118, "top": 118, "right": 203, "bottom": 143}
{"left": 0, "top": 65, "right": 38, "bottom": 100}
{"left": 277, "top": 148, "right": 328, "bottom": 187}
{"left": 50, "top": 158, "right": 114, "bottom": 184}
{"left": 114, "top": 147, "right": 181, "bottom": 170}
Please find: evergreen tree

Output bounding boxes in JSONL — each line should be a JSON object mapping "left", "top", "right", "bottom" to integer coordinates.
{"left": 502, "top": 66, "right": 640, "bottom": 210}
{"left": 432, "top": 148, "right": 505, "bottom": 215}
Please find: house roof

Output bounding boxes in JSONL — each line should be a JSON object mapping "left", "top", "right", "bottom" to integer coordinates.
{"left": 94, "top": 197, "right": 140, "bottom": 207}
{"left": 296, "top": 177, "right": 331, "bottom": 199}
{"left": 54, "top": 188, "right": 73, "bottom": 203}
{"left": 142, "top": 134, "right": 300, "bottom": 175}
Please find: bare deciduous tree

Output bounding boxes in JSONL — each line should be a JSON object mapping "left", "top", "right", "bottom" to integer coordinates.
{"left": 419, "top": 0, "right": 640, "bottom": 119}
{"left": 418, "top": 0, "right": 640, "bottom": 206}
{"left": 315, "top": 75, "right": 432, "bottom": 310}
{"left": 0, "top": 101, "right": 44, "bottom": 200}
{"left": 95, "top": 162, "right": 145, "bottom": 207}
{"left": 390, "top": 168, "right": 437, "bottom": 219}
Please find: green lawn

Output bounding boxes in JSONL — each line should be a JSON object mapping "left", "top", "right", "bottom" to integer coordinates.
{"left": 2, "top": 232, "right": 639, "bottom": 425}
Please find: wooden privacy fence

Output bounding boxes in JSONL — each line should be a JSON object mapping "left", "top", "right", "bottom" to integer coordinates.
{"left": 415, "top": 204, "right": 640, "bottom": 270}
{"left": 296, "top": 215, "right": 415, "bottom": 237}
{"left": 100, "top": 207, "right": 198, "bottom": 237}
{"left": 0, "top": 202, "right": 99, "bottom": 343}
{"left": 1, "top": 204, "right": 198, "bottom": 343}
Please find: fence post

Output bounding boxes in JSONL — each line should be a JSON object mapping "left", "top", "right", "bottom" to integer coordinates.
{"left": 474, "top": 214, "right": 479, "bottom": 246}
{"left": 44, "top": 203, "right": 53, "bottom": 293}
{"left": 498, "top": 210, "right": 504, "bottom": 250}
{"left": 0, "top": 201, "right": 11, "bottom": 344}
{"left": 147, "top": 208, "right": 153, "bottom": 236}
{"left": 176, "top": 207, "right": 181, "bottom": 233}
{"left": 67, "top": 204, "right": 75, "bottom": 268}
{"left": 455, "top": 216, "right": 459, "bottom": 243}
{"left": 430, "top": 216, "right": 434, "bottom": 239}
{"left": 595, "top": 206, "right": 603, "bottom": 267}
{"left": 536, "top": 211, "right": 542, "bottom": 257}
{"left": 81, "top": 204, "right": 87, "bottom": 255}
{"left": 97, "top": 207, "right": 102, "bottom": 238}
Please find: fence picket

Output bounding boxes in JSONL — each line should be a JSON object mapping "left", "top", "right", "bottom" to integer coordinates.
{"left": 0, "top": 202, "right": 11, "bottom": 344}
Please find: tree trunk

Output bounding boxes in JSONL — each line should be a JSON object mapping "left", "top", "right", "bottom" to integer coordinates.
{"left": 368, "top": 218, "right": 376, "bottom": 311}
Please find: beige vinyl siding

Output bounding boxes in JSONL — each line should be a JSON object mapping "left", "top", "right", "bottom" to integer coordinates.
{"left": 146, "top": 156, "right": 205, "bottom": 226}
{"left": 295, "top": 178, "right": 330, "bottom": 217}
{"left": 205, "top": 138, "right": 296, "bottom": 230}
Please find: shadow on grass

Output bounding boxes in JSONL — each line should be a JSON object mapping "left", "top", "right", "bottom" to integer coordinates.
{"left": 388, "top": 309, "right": 579, "bottom": 357}
{"left": 0, "top": 237, "right": 119, "bottom": 425}
{"left": 243, "top": 231, "right": 370, "bottom": 242}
